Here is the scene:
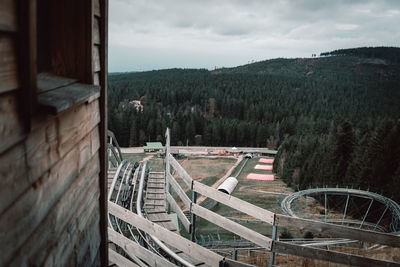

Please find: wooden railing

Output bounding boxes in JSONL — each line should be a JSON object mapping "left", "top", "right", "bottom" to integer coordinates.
{"left": 164, "top": 149, "right": 400, "bottom": 267}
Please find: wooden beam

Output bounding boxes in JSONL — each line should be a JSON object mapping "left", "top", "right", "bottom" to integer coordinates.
{"left": 108, "top": 201, "right": 223, "bottom": 266}
{"left": 108, "top": 249, "right": 140, "bottom": 267}
{"left": 0, "top": 0, "right": 18, "bottom": 32}
{"left": 99, "top": 0, "right": 108, "bottom": 264}
{"left": 191, "top": 203, "right": 272, "bottom": 250}
{"left": 168, "top": 154, "right": 193, "bottom": 188}
{"left": 166, "top": 172, "right": 191, "bottom": 208}
{"left": 192, "top": 181, "right": 275, "bottom": 225}
{"left": 166, "top": 192, "right": 191, "bottom": 233}
{"left": 272, "top": 241, "right": 400, "bottom": 267}
{"left": 275, "top": 214, "right": 400, "bottom": 248}
{"left": 37, "top": 83, "right": 100, "bottom": 115}
{"left": 0, "top": 35, "right": 19, "bottom": 94}
{"left": 108, "top": 229, "right": 176, "bottom": 267}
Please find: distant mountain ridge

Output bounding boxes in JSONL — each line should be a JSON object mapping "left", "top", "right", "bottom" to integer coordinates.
{"left": 211, "top": 47, "right": 400, "bottom": 81}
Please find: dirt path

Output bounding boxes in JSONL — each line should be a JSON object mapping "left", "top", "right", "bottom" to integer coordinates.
{"left": 141, "top": 154, "right": 154, "bottom": 162}
{"left": 195, "top": 156, "right": 244, "bottom": 206}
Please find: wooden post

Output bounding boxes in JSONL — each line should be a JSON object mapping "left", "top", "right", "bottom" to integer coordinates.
{"left": 191, "top": 191, "right": 197, "bottom": 242}
{"left": 232, "top": 248, "right": 237, "bottom": 260}
{"left": 165, "top": 128, "right": 171, "bottom": 213}
{"left": 268, "top": 225, "right": 277, "bottom": 267}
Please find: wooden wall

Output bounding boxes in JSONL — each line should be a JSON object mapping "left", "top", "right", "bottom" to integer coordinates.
{"left": 0, "top": 0, "right": 107, "bottom": 266}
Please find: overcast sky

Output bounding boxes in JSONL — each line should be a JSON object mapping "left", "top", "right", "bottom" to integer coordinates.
{"left": 109, "top": 0, "right": 400, "bottom": 72}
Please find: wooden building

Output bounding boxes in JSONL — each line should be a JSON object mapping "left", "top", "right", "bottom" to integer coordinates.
{"left": 0, "top": 0, "right": 108, "bottom": 266}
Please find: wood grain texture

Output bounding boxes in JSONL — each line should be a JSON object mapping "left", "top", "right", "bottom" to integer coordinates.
{"left": 193, "top": 181, "right": 275, "bottom": 225}
{"left": 44, "top": 192, "right": 100, "bottom": 267}
{"left": 0, "top": 0, "right": 17, "bottom": 32}
{"left": 275, "top": 214, "right": 400, "bottom": 248}
{"left": 0, "top": 92, "right": 25, "bottom": 154}
{"left": 108, "top": 201, "right": 224, "bottom": 265}
{"left": 38, "top": 82, "right": 100, "bottom": 114}
{"left": 166, "top": 172, "right": 191, "bottom": 208}
{"left": 93, "top": 17, "right": 101, "bottom": 45}
{"left": 94, "top": 0, "right": 101, "bottom": 17}
{"left": 273, "top": 241, "right": 400, "bottom": 267}
{"left": 0, "top": 128, "right": 100, "bottom": 266}
{"left": 192, "top": 203, "right": 272, "bottom": 250}
{"left": 109, "top": 249, "right": 140, "bottom": 267}
{"left": 166, "top": 192, "right": 191, "bottom": 232}
{"left": 9, "top": 156, "right": 100, "bottom": 266}
{"left": 0, "top": 100, "right": 100, "bottom": 215}
{"left": 168, "top": 154, "right": 193, "bottom": 188}
{"left": 109, "top": 229, "right": 177, "bottom": 267}
{"left": 37, "top": 72, "right": 77, "bottom": 93}
{"left": 0, "top": 35, "right": 19, "bottom": 93}
{"left": 93, "top": 45, "right": 101, "bottom": 72}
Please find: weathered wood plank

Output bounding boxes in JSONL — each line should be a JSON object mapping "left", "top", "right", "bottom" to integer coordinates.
{"left": 167, "top": 172, "right": 191, "bottom": 208}
{"left": 93, "top": 17, "right": 101, "bottom": 44}
{"left": 168, "top": 154, "right": 193, "bottom": 188}
{"left": 44, "top": 191, "right": 100, "bottom": 267}
{"left": 109, "top": 249, "right": 140, "bottom": 267}
{"left": 193, "top": 181, "right": 275, "bottom": 225}
{"left": 93, "top": 45, "right": 101, "bottom": 72}
{"left": 275, "top": 214, "right": 400, "bottom": 248}
{"left": 0, "top": 92, "right": 25, "bottom": 154}
{"left": 108, "top": 201, "right": 223, "bottom": 265}
{"left": 192, "top": 203, "right": 272, "bottom": 250}
{"left": 37, "top": 72, "right": 77, "bottom": 93}
{"left": 273, "top": 241, "right": 400, "bottom": 267}
{"left": 166, "top": 192, "right": 191, "bottom": 233}
{"left": 0, "top": 101, "right": 100, "bottom": 214}
{"left": 0, "top": 35, "right": 19, "bottom": 93}
{"left": 8, "top": 156, "right": 100, "bottom": 266}
{"left": 109, "top": 229, "right": 177, "bottom": 267}
{"left": 38, "top": 82, "right": 100, "bottom": 114}
{"left": 225, "top": 259, "right": 257, "bottom": 267}
{"left": 0, "top": 0, "right": 17, "bottom": 32}
{"left": 94, "top": 0, "right": 101, "bottom": 17}
{"left": 93, "top": 71, "right": 100, "bottom": 85}
{"left": 0, "top": 130, "right": 99, "bottom": 266}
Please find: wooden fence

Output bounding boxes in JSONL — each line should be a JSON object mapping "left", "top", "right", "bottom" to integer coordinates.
{"left": 164, "top": 150, "right": 400, "bottom": 267}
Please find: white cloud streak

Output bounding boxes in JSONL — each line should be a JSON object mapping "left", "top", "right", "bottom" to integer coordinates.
{"left": 109, "top": 0, "right": 400, "bottom": 71}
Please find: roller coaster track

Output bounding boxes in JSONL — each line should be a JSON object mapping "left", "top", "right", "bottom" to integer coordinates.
{"left": 281, "top": 187, "right": 400, "bottom": 232}
{"left": 106, "top": 130, "right": 400, "bottom": 267}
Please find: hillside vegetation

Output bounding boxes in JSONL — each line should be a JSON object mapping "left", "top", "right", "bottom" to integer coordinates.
{"left": 108, "top": 47, "right": 400, "bottom": 202}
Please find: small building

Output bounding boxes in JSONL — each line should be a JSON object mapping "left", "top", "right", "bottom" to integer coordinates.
{"left": 143, "top": 142, "right": 164, "bottom": 152}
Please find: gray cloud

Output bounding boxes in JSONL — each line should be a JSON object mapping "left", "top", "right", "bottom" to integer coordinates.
{"left": 109, "top": 0, "right": 400, "bottom": 72}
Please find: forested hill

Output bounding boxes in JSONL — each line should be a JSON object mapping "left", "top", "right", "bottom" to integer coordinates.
{"left": 108, "top": 47, "right": 400, "bottom": 201}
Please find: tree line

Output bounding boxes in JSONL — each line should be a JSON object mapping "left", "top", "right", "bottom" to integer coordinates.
{"left": 108, "top": 47, "right": 400, "bottom": 201}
